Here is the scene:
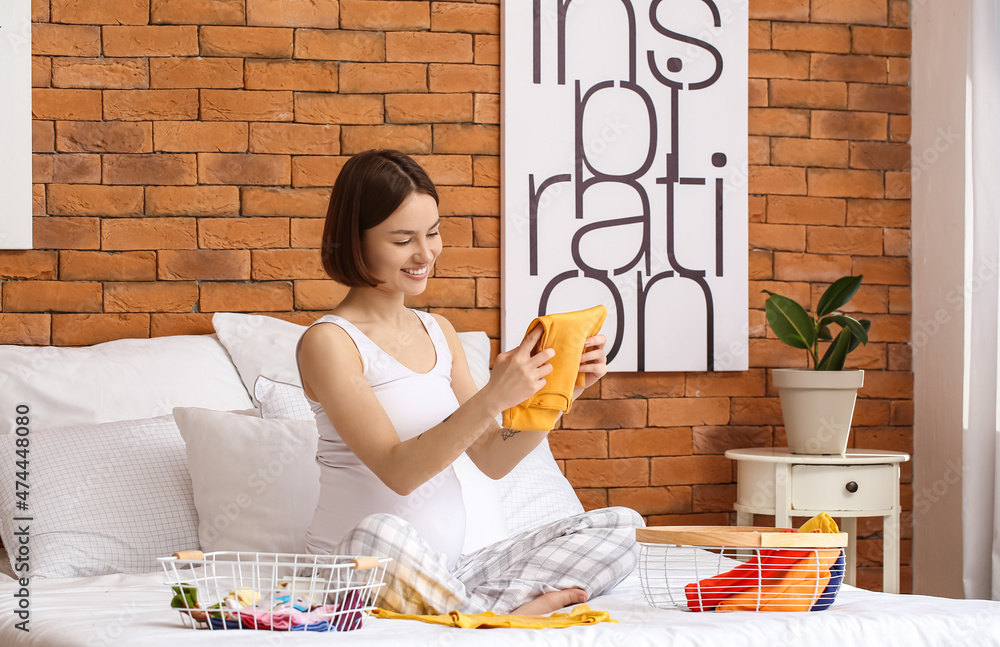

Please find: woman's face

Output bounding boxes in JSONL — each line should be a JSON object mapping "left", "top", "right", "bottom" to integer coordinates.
{"left": 361, "top": 192, "right": 442, "bottom": 296}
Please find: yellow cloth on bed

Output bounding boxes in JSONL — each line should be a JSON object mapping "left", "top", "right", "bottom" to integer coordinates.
{"left": 371, "top": 604, "right": 617, "bottom": 629}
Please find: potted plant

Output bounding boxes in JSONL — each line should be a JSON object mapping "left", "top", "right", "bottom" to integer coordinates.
{"left": 762, "top": 275, "right": 870, "bottom": 454}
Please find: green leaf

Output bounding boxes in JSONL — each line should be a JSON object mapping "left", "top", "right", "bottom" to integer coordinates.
{"left": 847, "top": 319, "right": 871, "bottom": 353}
{"left": 820, "top": 314, "right": 869, "bottom": 346}
{"left": 817, "top": 324, "right": 833, "bottom": 341}
{"left": 816, "top": 275, "right": 863, "bottom": 317}
{"left": 763, "top": 291, "right": 816, "bottom": 349}
{"left": 171, "top": 584, "right": 198, "bottom": 610}
{"left": 817, "top": 327, "right": 851, "bottom": 370}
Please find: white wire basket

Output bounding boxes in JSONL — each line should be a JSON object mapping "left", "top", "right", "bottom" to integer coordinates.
{"left": 159, "top": 550, "right": 390, "bottom": 632}
{"left": 637, "top": 526, "right": 848, "bottom": 613}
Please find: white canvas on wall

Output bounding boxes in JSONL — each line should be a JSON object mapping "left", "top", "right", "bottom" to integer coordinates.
{"left": 502, "top": 0, "right": 749, "bottom": 371}
{"left": 0, "top": 2, "right": 32, "bottom": 250}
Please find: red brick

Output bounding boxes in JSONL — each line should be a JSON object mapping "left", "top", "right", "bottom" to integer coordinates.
{"left": 437, "top": 217, "right": 472, "bottom": 247}
{"left": 146, "top": 186, "right": 240, "bottom": 217}
{"left": 748, "top": 108, "right": 810, "bottom": 137}
{"left": 60, "top": 251, "right": 156, "bottom": 281}
{"left": 601, "top": 373, "right": 684, "bottom": 399}
{"left": 246, "top": 0, "right": 338, "bottom": 27}
{"left": 767, "top": 195, "right": 846, "bottom": 226}
{"left": 574, "top": 489, "right": 607, "bottom": 512}
{"left": 153, "top": 121, "right": 249, "bottom": 152}
{"left": 808, "top": 168, "right": 884, "bottom": 198}
{"left": 32, "top": 89, "right": 102, "bottom": 120}
{"left": 685, "top": 370, "right": 768, "bottom": 398}
{"left": 474, "top": 94, "right": 499, "bottom": 124}
{"left": 52, "top": 314, "right": 150, "bottom": 346}
{"left": 847, "top": 199, "right": 910, "bottom": 227}
{"left": 55, "top": 121, "right": 151, "bottom": 153}
{"left": 32, "top": 24, "right": 101, "bottom": 57}
{"left": 807, "top": 226, "right": 883, "bottom": 255}
{"left": 850, "top": 142, "right": 911, "bottom": 171}
{"left": 292, "top": 157, "right": 350, "bottom": 188}
{"left": 33, "top": 185, "right": 46, "bottom": 216}
{"left": 808, "top": 283, "right": 888, "bottom": 313}
{"left": 150, "top": 57, "right": 243, "bottom": 88}
{"left": 848, "top": 83, "right": 910, "bottom": 115}
{"left": 403, "top": 277, "right": 475, "bottom": 308}
{"left": 387, "top": 31, "right": 472, "bottom": 63}
{"left": 772, "top": 22, "right": 851, "bottom": 52}
{"left": 608, "top": 487, "right": 690, "bottom": 515}
{"left": 249, "top": 249, "right": 325, "bottom": 280}
{"left": 150, "top": 313, "right": 216, "bottom": 337}
{"left": 103, "top": 153, "right": 197, "bottom": 185}
{"left": 428, "top": 64, "right": 498, "bottom": 93}
{"left": 432, "top": 247, "right": 498, "bottom": 278}
{"left": 863, "top": 314, "right": 910, "bottom": 343}
{"left": 749, "top": 0, "right": 809, "bottom": 20}
{"left": 295, "top": 94, "right": 383, "bottom": 125}
{"left": 104, "top": 282, "right": 198, "bottom": 312}
{"left": 198, "top": 153, "right": 291, "bottom": 185}
{"left": 46, "top": 184, "right": 143, "bottom": 216}
{"left": 889, "top": 114, "right": 910, "bottom": 142}
{"left": 472, "top": 156, "right": 498, "bottom": 187}
{"left": 888, "top": 286, "right": 911, "bottom": 314}
{"left": 730, "top": 396, "right": 784, "bottom": 425}
{"left": 0, "top": 314, "right": 50, "bottom": 345}
{"left": 883, "top": 228, "right": 910, "bottom": 256}
{"left": 692, "top": 426, "right": 772, "bottom": 454}
{"left": 340, "top": 0, "right": 429, "bottom": 30}
{"left": 150, "top": 0, "right": 246, "bottom": 25}
{"left": 750, "top": 20, "right": 771, "bottom": 50}
{"left": 412, "top": 155, "right": 473, "bottom": 186}
{"left": 548, "top": 430, "right": 608, "bottom": 459}
{"left": 608, "top": 427, "right": 692, "bottom": 458}
{"left": 427, "top": 307, "right": 499, "bottom": 336}
{"left": 561, "top": 399, "right": 647, "bottom": 430}
{"left": 245, "top": 60, "right": 338, "bottom": 91}
{"left": 431, "top": 2, "right": 497, "bottom": 33}
{"left": 242, "top": 187, "right": 331, "bottom": 217}
{"left": 49, "top": 154, "right": 101, "bottom": 184}
{"left": 290, "top": 218, "right": 324, "bottom": 246}
{"left": 565, "top": 458, "right": 649, "bottom": 488}
{"left": 433, "top": 124, "right": 499, "bottom": 155}
{"left": 0, "top": 251, "right": 58, "bottom": 280}
{"left": 770, "top": 79, "right": 847, "bottom": 109}
{"left": 104, "top": 89, "right": 199, "bottom": 120}
{"left": 852, "top": 26, "right": 911, "bottom": 56}
{"left": 249, "top": 123, "right": 340, "bottom": 155}
{"left": 812, "top": 0, "right": 888, "bottom": 26}
{"left": 51, "top": 0, "right": 148, "bottom": 24}
{"left": 200, "top": 282, "right": 293, "bottom": 312}
{"left": 749, "top": 338, "right": 810, "bottom": 368}
{"left": 3, "top": 280, "right": 102, "bottom": 312}
{"left": 340, "top": 63, "right": 427, "bottom": 93}
{"left": 103, "top": 26, "right": 200, "bottom": 57}
{"left": 771, "top": 137, "right": 848, "bottom": 168}
{"left": 33, "top": 123, "right": 54, "bottom": 155}
{"left": 749, "top": 79, "right": 767, "bottom": 108}
{"left": 750, "top": 195, "right": 767, "bottom": 222}
{"left": 33, "top": 57, "right": 52, "bottom": 88}
{"left": 749, "top": 165, "right": 807, "bottom": 195}
{"left": 158, "top": 249, "right": 250, "bottom": 280}
{"left": 199, "top": 26, "right": 293, "bottom": 57}
{"left": 341, "top": 125, "right": 432, "bottom": 154}
{"left": 386, "top": 93, "right": 474, "bottom": 124}
{"left": 749, "top": 51, "right": 810, "bottom": 78}
{"left": 852, "top": 399, "right": 891, "bottom": 425}
{"left": 749, "top": 223, "right": 806, "bottom": 251}
{"left": 437, "top": 186, "right": 498, "bottom": 217}
{"left": 887, "top": 57, "right": 909, "bottom": 85}
{"left": 811, "top": 110, "right": 888, "bottom": 140}
{"left": 293, "top": 280, "right": 350, "bottom": 310}
{"left": 34, "top": 216, "right": 100, "bottom": 249}
{"left": 889, "top": 400, "right": 913, "bottom": 425}
{"left": 651, "top": 456, "right": 732, "bottom": 486}
{"left": 810, "top": 53, "right": 887, "bottom": 83}
{"left": 647, "top": 512, "right": 731, "bottom": 526}
{"left": 198, "top": 217, "right": 289, "bottom": 248}
{"left": 200, "top": 89, "right": 292, "bottom": 121}
{"left": 692, "top": 483, "right": 737, "bottom": 512}
{"left": 772, "top": 251, "right": 853, "bottom": 281}
{"left": 647, "top": 398, "right": 729, "bottom": 426}
{"left": 102, "top": 218, "right": 197, "bottom": 250}
{"left": 853, "top": 256, "right": 910, "bottom": 285}
{"left": 474, "top": 34, "right": 498, "bottom": 65}
{"left": 751, "top": 280, "right": 812, "bottom": 310}
{"left": 750, "top": 250, "right": 774, "bottom": 280}
{"left": 858, "top": 372, "right": 913, "bottom": 399}
{"left": 293, "top": 29, "right": 385, "bottom": 61}
{"left": 51, "top": 57, "right": 148, "bottom": 89}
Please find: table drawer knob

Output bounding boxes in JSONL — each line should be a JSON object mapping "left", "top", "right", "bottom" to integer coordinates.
{"left": 845, "top": 481, "right": 859, "bottom": 493}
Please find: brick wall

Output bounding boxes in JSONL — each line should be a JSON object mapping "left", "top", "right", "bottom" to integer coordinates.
{"left": 4, "top": 0, "right": 911, "bottom": 591}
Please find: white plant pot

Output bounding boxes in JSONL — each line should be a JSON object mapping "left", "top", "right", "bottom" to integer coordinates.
{"left": 773, "top": 368, "right": 864, "bottom": 455}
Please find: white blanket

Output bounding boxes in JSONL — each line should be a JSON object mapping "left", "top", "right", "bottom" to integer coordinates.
{"left": 1, "top": 569, "right": 998, "bottom": 646}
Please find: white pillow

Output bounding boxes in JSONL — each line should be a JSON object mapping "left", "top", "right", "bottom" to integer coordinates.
{"left": 173, "top": 407, "right": 320, "bottom": 555}
{"left": 0, "top": 335, "right": 253, "bottom": 435}
{"left": 499, "top": 438, "right": 586, "bottom": 534}
{"left": 0, "top": 415, "right": 200, "bottom": 578}
{"left": 252, "top": 375, "right": 508, "bottom": 555}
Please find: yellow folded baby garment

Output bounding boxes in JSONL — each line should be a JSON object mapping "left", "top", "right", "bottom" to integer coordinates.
{"left": 372, "top": 604, "right": 617, "bottom": 629}
{"left": 502, "top": 305, "right": 608, "bottom": 432}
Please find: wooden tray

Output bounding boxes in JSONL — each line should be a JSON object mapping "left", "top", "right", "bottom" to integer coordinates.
{"left": 636, "top": 526, "right": 849, "bottom": 549}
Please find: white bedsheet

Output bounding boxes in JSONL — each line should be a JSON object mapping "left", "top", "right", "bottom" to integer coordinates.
{"left": 0, "top": 569, "right": 998, "bottom": 646}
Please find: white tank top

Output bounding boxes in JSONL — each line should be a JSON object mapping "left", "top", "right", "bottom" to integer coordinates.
{"left": 302, "top": 309, "right": 467, "bottom": 569}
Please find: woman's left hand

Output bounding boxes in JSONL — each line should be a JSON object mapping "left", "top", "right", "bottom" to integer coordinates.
{"left": 573, "top": 334, "right": 608, "bottom": 399}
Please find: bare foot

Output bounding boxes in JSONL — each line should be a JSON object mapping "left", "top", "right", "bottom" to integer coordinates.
{"left": 511, "top": 589, "right": 588, "bottom": 616}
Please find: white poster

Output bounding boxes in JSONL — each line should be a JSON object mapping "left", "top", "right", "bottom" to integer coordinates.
{"left": 502, "top": 0, "right": 749, "bottom": 371}
{"left": 0, "top": 2, "right": 32, "bottom": 250}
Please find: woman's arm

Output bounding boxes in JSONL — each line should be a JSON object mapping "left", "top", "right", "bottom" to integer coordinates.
{"left": 296, "top": 321, "right": 553, "bottom": 496}
{"left": 435, "top": 314, "right": 608, "bottom": 479}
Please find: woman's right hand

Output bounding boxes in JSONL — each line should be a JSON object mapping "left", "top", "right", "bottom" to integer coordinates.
{"left": 483, "top": 326, "right": 555, "bottom": 414}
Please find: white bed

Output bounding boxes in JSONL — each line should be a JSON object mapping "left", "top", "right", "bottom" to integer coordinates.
{"left": 0, "top": 313, "right": 997, "bottom": 646}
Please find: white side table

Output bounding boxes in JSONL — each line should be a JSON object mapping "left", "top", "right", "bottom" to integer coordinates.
{"left": 724, "top": 447, "right": 910, "bottom": 594}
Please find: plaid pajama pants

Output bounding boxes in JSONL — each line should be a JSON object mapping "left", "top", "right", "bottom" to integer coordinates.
{"left": 334, "top": 506, "right": 644, "bottom": 614}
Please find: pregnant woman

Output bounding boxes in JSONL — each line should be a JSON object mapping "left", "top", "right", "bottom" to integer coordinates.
{"left": 296, "top": 149, "right": 643, "bottom": 616}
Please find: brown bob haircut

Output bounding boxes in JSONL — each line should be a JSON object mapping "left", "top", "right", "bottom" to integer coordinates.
{"left": 321, "top": 149, "right": 439, "bottom": 287}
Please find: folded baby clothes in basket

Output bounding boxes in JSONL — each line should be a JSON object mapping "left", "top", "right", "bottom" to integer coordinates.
{"left": 502, "top": 305, "right": 607, "bottom": 432}
{"left": 372, "top": 604, "right": 617, "bottom": 628}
